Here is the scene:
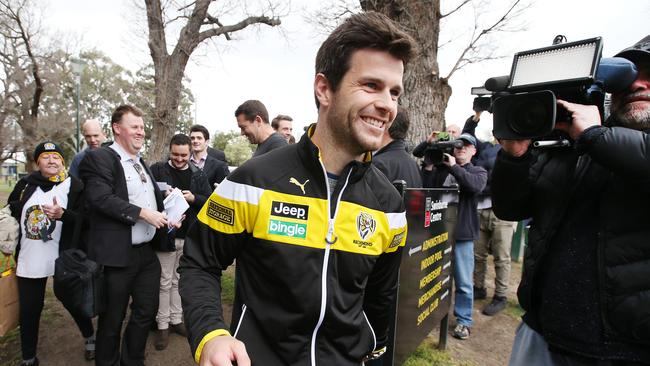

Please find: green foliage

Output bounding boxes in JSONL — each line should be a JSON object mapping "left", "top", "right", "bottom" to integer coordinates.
{"left": 224, "top": 136, "right": 254, "bottom": 166}
{"left": 403, "top": 339, "right": 475, "bottom": 366}
{"left": 212, "top": 131, "right": 242, "bottom": 152}
{"left": 504, "top": 298, "right": 525, "bottom": 319}
{"left": 221, "top": 267, "right": 235, "bottom": 304}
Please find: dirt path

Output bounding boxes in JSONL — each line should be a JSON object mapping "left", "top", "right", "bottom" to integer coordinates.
{"left": 0, "top": 257, "right": 521, "bottom": 366}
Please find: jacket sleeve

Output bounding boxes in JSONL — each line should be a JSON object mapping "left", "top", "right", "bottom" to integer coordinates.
{"left": 191, "top": 171, "right": 213, "bottom": 210}
{"left": 363, "top": 203, "right": 407, "bottom": 351}
{"left": 462, "top": 115, "right": 478, "bottom": 135}
{"left": 449, "top": 164, "right": 487, "bottom": 194}
{"left": 7, "top": 178, "right": 28, "bottom": 220}
{"left": 412, "top": 141, "right": 429, "bottom": 158}
{"left": 578, "top": 126, "right": 650, "bottom": 184}
{"left": 491, "top": 149, "right": 536, "bottom": 221}
{"left": 178, "top": 179, "right": 251, "bottom": 363}
{"left": 78, "top": 149, "right": 141, "bottom": 225}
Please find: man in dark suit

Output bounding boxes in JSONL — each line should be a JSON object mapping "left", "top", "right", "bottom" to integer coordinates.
{"left": 79, "top": 105, "right": 168, "bottom": 366}
{"left": 189, "top": 124, "right": 229, "bottom": 189}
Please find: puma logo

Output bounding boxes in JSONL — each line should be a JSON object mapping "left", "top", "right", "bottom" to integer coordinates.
{"left": 289, "top": 177, "right": 309, "bottom": 195}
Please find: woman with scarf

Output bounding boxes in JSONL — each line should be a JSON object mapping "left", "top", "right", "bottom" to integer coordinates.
{"left": 7, "top": 142, "right": 95, "bottom": 366}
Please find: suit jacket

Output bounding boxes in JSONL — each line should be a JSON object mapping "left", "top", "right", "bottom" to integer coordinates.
{"left": 207, "top": 146, "right": 227, "bottom": 164}
{"left": 198, "top": 155, "right": 229, "bottom": 189}
{"left": 79, "top": 146, "right": 165, "bottom": 267}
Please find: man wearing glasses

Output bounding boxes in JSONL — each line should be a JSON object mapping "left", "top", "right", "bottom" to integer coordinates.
{"left": 80, "top": 104, "right": 168, "bottom": 366}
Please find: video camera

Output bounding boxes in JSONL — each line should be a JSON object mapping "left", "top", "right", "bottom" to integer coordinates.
{"left": 473, "top": 37, "right": 638, "bottom": 141}
{"left": 416, "top": 132, "right": 463, "bottom": 165}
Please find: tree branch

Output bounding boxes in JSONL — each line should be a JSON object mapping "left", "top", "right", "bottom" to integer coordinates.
{"left": 198, "top": 15, "right": 281, "bottom": 44}
{"left": 440, "top": 0, "right": 471, "bottom": 19}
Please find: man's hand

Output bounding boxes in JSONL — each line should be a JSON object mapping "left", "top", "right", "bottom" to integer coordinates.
{"left": 426, "top": 131, "right": 439, "bottom": 143}
{"left": 442, "top": 153, "right": 456, "bottom": 167}
{"left": 499, "top": 139, "right": 531, "bottom": 158}
{"left": 139, "top": 208, "right": 168, "bottom": 229}
{"left": 555, "top": 99, "right": 601, "bottom": 140}
{"left": 199, "top": 336, "right": 250, "bottom": 366}
{"left": 182, "top": 190, "right": 195, "bottom": 203}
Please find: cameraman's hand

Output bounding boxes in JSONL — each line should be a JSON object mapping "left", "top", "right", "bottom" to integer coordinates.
{"left": 555, "top": 99, "right": 601, "bottom": 140}
{"left": 426, "top": 131, "right": 439, "bottom": 143}
{"left": 499, "top": 139, "right": 531, "bottom": 158}
{"left": 442, "top": 153, "right": 456, "bottom": 167}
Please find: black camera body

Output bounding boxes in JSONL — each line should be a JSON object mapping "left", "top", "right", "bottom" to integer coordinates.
{"left": 423, "top": 137, "right": 463, "bottom": 166}
{"left": 475, "top": 37, "right": 638, "bottom": 140}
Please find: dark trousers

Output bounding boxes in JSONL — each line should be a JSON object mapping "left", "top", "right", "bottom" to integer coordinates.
{"left": 17, "top": 276, "right": 94, "bottom": 360}
{"left": 95, "top": 244, "right": 161, "bottom": 366}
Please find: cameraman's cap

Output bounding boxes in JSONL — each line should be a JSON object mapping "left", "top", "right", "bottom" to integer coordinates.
{"left": 34, "top": 141, "right": 64, "bottom": 163}
{"left": 615, "top": 35, "right": 650, "bottom": 61}
{"left": 457, "top": 133, "right": 477, "bottom": 146}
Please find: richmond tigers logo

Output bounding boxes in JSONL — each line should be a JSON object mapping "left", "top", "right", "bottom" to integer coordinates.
{"left": 356, "top": 212, "right": 376, "bottom": 240}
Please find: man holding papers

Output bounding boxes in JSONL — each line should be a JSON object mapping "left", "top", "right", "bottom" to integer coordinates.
{"left": 150, "top": 133, "right": 212, "bottom": 351}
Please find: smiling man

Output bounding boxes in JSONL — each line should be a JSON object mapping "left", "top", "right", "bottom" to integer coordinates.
{"left": 79, "top": 105, "right": 168, "bottom": 366}
{"left": 179, "top": 12, "right": 416, "bottom": 366}
{"left": 150, "top": 134, "right": 212, "bottom": 351}
{"left": 235, "top": 100, "right": 288, "bottom": 157}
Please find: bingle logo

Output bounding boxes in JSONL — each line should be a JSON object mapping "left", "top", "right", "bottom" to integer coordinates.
{"left": 271, "top": 201, "right": 309, "bottom": 220}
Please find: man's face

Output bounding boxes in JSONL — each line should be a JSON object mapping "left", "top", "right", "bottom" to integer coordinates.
{"left": 322, "top": 48, "right": 403, "bottom": 155}
{"left": 453, "top": 143, "right": 476, "bottom": 165}
{"left": 237, "top": 115, "right": 261, "bottom": 144}
{"left": 190, "top": 132, "right": 208, "bottom": 155}
{"left": 169, "top": 144, "right": 190, "bottom": 169}
{"left": 38, "top": 152, "right": 63, "bottom": 177}
{"left": 277, "top": 119, "right": 293, "bottom": 142}
{"left": 113, "top": 112, "right": 145, "bottom": 155}
{"left": 446, "top": 125, "right": 461, "bottom": 139}
{"left": 610, "top": 59, "right": 650, "bottom": 130}
{"left": 83, "top": 123, "right": 106, "bottom": 149}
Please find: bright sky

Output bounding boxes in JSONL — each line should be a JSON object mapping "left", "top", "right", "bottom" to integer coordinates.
{"left": 45, "top": 0, "right": 650, "bottom": 141}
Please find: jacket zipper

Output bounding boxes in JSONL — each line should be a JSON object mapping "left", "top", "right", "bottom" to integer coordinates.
{"left": 310, "top": 164, "right": 353, "bottom": 366}
{"left": 233, "top": 304, "right": 247, "bottom": 338}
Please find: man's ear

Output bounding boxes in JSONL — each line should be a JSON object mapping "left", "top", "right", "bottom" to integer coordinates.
{"left": 254, "top": 115, "right": 264, "bottom": 125}
{"left": 314, "top": 73, "right": 331, "bottom": 108}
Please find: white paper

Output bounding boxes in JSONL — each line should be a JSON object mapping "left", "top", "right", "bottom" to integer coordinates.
{"left": 163, "top": 188, "right": 189, "bottom": 226}
{"left": 157, "top": 181, "right": 171, "bottom": 191}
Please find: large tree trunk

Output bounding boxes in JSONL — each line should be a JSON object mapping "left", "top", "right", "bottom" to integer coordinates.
{"left": 361, "top": 0, "right": 452, "bottom": 147}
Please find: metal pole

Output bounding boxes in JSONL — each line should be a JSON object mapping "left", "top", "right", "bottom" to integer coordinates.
{"left": 75, "top": 75, "right": 80, "bottom": 152}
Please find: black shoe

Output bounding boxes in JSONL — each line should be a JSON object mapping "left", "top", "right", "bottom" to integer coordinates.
{"left": 482, "top": 296, "right": 508, "bottom": 316}
{"left": 155, "top": 329, "right": 170, "bottom": 351}
{"left": 170, "top": 322, "right": 188, "bottom": 337}
{"left": 474, "top": 286, "right": 487, "bottom": 300}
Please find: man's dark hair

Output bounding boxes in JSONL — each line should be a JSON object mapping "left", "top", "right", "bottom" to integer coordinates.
{"left": 190, "top": 124, "right": 210, "bottom": 140}
{"left": 111, "top": 105, "right": 143, "bottom": 124}
{"left": 271, "top": 114, "right": 293, "bottom": 130}
{"left": 169, "top": 133, "right": 191, "bottom": 149}
{"left": 235, "top": 100, "right": 269, "bottom": 124}
{"left": 314, "top": 11, "right": 417, "bottom": 108}
{"left": 389, "top": 106, "right": 410, "bottom": 140}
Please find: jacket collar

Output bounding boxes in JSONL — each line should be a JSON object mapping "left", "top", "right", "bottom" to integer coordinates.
{"left": 375, "top": 139, "right": 407, "bottom": 156}
{"left": 297, "top": 123, "right": 371, "bottom": 184}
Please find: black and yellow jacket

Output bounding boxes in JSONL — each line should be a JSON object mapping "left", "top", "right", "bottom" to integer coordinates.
{"left": 178, "top": 127, "right": 408, "bottom": 366}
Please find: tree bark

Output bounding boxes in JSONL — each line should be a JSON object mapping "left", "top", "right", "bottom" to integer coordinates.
{"left": 360, "top": 0, "right": 451, "bottom": 147}
{"left": 144, "top": 0, "right": 281, "bottom": 163}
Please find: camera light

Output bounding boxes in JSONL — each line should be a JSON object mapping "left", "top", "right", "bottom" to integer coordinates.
{"left": 509, "top": 38, "right": 602, "bottom": 90}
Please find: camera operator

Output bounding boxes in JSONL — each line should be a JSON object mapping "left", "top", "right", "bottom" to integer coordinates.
{"left": 462, "top": 109, "right": 518, "bottom": 316}
{"left": 419, "top": 133, "right": 487, "bottom": 340}
{"left": 492, "top": 35, "right": 650, "bottom": 365}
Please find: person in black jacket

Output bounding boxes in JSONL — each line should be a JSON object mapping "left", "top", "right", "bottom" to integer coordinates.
{"left": 189, "top": 124, "right": 230, "bottom": 189}
{"left": 178, "top": 12, "right": 415, "bottom": 366}
{"left": 374, "top": 106, "right": 422, "bottom": 189}
{"left": 79, "top": 105, "right": 168, "bottom": 366}
{"left": 461, "top": 111, "right": 518, "bottom": 316}
{"left": 493, "top": 35, "right": 650, "bottom": 365}
{"left": 8, "top": 141, "right": 94, "bottom": 366}
{"left": 149, "top": 134, "right": 212, "bottom": 350}
{"left": 421, "top": 133, "right": 487, "bottom": 340}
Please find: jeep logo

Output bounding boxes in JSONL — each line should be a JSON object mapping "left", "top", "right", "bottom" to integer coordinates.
{"left": 271, "top": 201, "right": 309, "bottom": 220}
